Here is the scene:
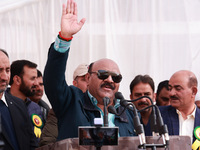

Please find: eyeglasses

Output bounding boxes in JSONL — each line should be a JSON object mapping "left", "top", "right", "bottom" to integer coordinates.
{"left": 89, "top": 70, "right": 122, "bottom": 83}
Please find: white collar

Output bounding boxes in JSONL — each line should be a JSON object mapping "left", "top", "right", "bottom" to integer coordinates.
{"left": 1, "top": 92, "right": 8, "bottom": 107}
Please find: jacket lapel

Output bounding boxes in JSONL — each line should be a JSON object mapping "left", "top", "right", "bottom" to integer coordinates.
{"left": 169, "top": 106, "right": 179, "bottom": 135}
{"left": 193, "top": 107, "right": 200, "bottom": 143}
{"left": 2, "top": 92, "right": 19, "bottom": 150}
{"left": 1, "top": 125, "right": 15, "bottom": 149}
{"left": 115, "top": 106, "right": 128, "bottom": 123}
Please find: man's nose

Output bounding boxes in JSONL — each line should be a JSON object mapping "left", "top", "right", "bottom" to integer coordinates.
{"left": 139, "top": 95, "right": 148, "bottom": 102}
{"left": 0, "top": 71, "right": 9, "bottom": 81}
{"left": 104, "top": 75, "right": 113, "bottom": 83}
{"left": 34, "top": 79, "right": 39, "bottom": 85}
{"left": 169, "top": 88, "right": 176, "bottom": 96}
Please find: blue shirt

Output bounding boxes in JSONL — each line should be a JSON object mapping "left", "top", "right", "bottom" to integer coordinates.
{"left": 87, "top": 91, "right": 120, "bottom": 127}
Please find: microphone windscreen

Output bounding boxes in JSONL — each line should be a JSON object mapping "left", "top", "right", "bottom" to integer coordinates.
{"left": 108, "top": 106, "right": 117, "bottom": 115}
{"left": 103, "top": 97, "right": 110, "bottom": 106}
{"left": 115, "top": 92, "right": 124, "bottom": 99}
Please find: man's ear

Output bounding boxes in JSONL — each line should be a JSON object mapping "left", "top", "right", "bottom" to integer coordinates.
{"left": 155, "top": 93, "right": 157, "bottom": 100}
{"left": 130, "top": 94, "right": 132, "bottom": 100}
{"left": 73, "top": 80, "right": 77, "bottom": 87}
{"left": 192, "top": 86, "right": 198, "bottom": 97}
{"left": 13, "top": 75, "right": 21, "bottom": 85}
{"left": 85, "top": 73, "right": 90, "bottom": 85}
{"left": 153, "top": 93, "right": 156, "bottom": 103}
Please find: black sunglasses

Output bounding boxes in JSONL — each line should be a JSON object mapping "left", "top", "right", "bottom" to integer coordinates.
{"left": 89, "top": 70, "right": 122, "bottom": 83}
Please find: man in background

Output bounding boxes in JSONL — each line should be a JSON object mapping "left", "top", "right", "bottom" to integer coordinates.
{"left": 156, "top": 80, "right": 170, "bottom": 106}
{"left": 0, "top": 49, "right": 38, "bottom": 149}
{"left": 160, "top": 70, "right": 200, "bottom": 144}
{"left": 29, "top": 69, "right": 50, "bottom": 122}
{"left": 9, "top": 60, "right": 43, "bottom": 140}
{"left": 72, "top": 63, "right": 89, "bottom": 92}
{"left": 129, "top": 74, "right": 156, "bottom": 136}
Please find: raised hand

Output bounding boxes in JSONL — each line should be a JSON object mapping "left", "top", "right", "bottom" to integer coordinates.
{"left": 60, "top": 0, "right": 86, "bottom": 38}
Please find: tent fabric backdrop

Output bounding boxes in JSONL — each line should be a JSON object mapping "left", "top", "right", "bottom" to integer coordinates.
{"left": 0, "top": 0, "right": 200, "bottom": 106}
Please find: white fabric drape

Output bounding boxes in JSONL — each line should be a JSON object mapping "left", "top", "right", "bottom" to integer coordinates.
{"left": 1, "top": 0, "right": 200, "bottom": 105}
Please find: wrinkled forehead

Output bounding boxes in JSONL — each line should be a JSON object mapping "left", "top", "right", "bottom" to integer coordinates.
{"left": 92, "top": 59, "right": 120, "bottom": 73}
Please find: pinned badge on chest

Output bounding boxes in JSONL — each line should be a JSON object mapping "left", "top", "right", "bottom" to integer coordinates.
{"left": 192, "top": 126, "right": 200, "bottom": 150}
{"left": 31, "top": 114, "right": 43, "bottom": 138}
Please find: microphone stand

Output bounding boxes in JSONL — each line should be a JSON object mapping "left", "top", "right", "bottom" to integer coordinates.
{"left": 103, "top": 97, "right": 110, "bottom": 127}
{"left": 108, "top": 103, "right": 146, "bottom": 149}
{"left": 128, "top": 103, "right": 146, "bottom": 149}
{"left": 134, "top": 105, "right": 169, "bottom": 150}
{"left": 113, "top": 92, "right": 169, "bottom": 150}
{"left": 94, "top": 97, "right": 110, "bottom": 150}
{"left": 132, "top": 97, "right": 169, "bottom": 150}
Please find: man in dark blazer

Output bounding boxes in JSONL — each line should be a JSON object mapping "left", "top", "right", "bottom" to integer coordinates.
{"left": 159, "top": 105, "right": 200, "bottom": 143}
{"left": 159, "top": 70, "right": 200, "bottom": 144}
{"left": 44, "top": 0, "right": 136, "bottom": 141}
{"left": 0, "top": 49, "right": 38, "bottom": 150}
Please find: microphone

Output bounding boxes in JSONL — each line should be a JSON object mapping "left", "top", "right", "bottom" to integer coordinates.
{"left": 115, "top": 92, "right": 146, "bottom": 146}
{"left": 115, "top": 92, "right": 133, "bottom": 111}
{"left": 150, "top": 107, "right": 158, "bottom": 136}
{"left": 131, "top": 95, "right": 169, "bottom": 147}
{"left": 108, "top": 106, "right": 118, "bottom": 115}
{"left": 154, "top": 105, "right": 169, "bottom": 146}
{"left": 131, "top": 94, "right": 157, "bottom": 137}
{"left": 103, "top": 97, "right": 110, "bottom": 127}
{"left": 115, "top": 92, "right": 169, "bottom": 148}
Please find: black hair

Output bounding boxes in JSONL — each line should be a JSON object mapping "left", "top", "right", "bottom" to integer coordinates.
{"left": 37, "top": 69, "right": 42, "bottom": 78}
{"left": 156, "top": 80, "right": 169, "bottom": 96}
{"left": 88, "top": 62, "right": 94, "bottom": 73}
{"left": 9, "top": 60, "right": 37, "bottom": 85}
{"left": 130, "top": 74, "right": 155, "bottom": 94}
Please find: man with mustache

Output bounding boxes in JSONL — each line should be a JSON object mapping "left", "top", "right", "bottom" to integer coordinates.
{"left": 129, "top": 75, "right": 156, "bottom": 136}
{"left": 44, "top": 0, "right": 136, "bottom": 141}
{"left": 29, "top": 69, "right": 50, "bottom": 123}
{"left": 0, "top": 49, "right": 38, "bottom": 149}
{"left": 9, "top": 60, "right": 44, "bottom": 140}
{"left": 159, "top": 70, "right": 200, "bottom": 144}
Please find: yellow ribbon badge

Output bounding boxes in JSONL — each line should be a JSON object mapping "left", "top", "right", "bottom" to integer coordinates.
{"left": 31, "top": 114, "right": 43, "bottom": 138}
{"left": 31, "top": 114, "right": 43, "bottom": 128}
{"left": 192, "top": 126, "right": 200, "bottom": 150}
{"left": 34, "top": 126, "right": 42, "bottom": 138}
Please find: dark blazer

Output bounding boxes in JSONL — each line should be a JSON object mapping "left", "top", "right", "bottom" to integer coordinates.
{"left": 44, "top": 43, "right": 136, "bottom": 141}
{"left": 159, "top": 105, "right": 200, "bottom": 143}
{"left": 0, "top": 89, "right": 38, "bottom": 150}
